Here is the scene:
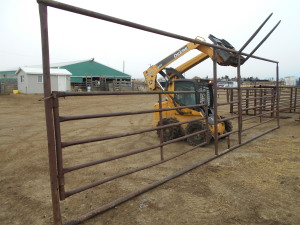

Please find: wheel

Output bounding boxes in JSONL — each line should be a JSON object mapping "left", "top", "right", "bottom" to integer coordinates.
{"left": 156, "top": 117, "right": 182, "bottom": 142}
{"left": 220, "top": 116, "right": 233, "bottom": 132}
{"left": 185, "top": 121, "right": 212, "bottom": 146}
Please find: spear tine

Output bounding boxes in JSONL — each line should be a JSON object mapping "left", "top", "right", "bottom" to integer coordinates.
{"left": 244, "top": 20, "right": 281, "bottom": 62}
{"left": 236, "top": 13, "right": 273, "bottom": 55}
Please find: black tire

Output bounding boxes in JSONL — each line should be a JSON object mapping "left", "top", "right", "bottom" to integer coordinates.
{"left": 185, "top": 121, "right": 212, "bottom": 146}
{"left": 156, "top": 117, "right": 182, "bottom": 142}
{"left": 220, "top": 116, "right": 233, "bottom": 132}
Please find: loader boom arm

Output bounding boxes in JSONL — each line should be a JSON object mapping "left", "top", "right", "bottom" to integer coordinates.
{"left": 143, "top": 36, "right": 242, "bottom": 91}
{"left": 143, "top": 38, "right": 213, "bottom": 90}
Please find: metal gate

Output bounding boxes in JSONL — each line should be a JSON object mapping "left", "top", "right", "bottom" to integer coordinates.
{"left": 37, "top": 0, "right": 282, "bottom": 224}
{"left": 52, "top": 90, "right": 211, "bottom": 224}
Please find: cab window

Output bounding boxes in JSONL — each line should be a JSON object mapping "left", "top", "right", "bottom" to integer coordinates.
{"left": 174, "top": 81, "right": 196, "bottom": 106}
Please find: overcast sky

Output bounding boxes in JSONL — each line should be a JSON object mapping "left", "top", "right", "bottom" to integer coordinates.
{"left": 0, "top": 0, "right": 299, "bottom": 79}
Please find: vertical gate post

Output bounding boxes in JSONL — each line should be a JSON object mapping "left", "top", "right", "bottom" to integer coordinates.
{"left": 204, "top": 90, "right": 210, "bottom": 145}
{"left": 294, "top": 87, "right": 298, "bottom": 112}
{"left": 212, "top": 49, "right": 219, "bottom": 155}
{"left": 226, "top": 89, "right": 229, "bottom": 102}
{"left": 158, "top": 93, "right": 164, "bottom": 160}
{"left": 237, "top": 55, "right": 242, "bottom": 145}
{"left": 254, "top": 88, "right": 257, "bottom": 116}
{"left": 52, "top": 94, "right": 65, "bottom": 200}
{"left": 259, "top": 89, "right": 263, "bottom": 123}
{"left": 246, "top": 89, "right": 249, "bottom": 115}
{"left": 276, "top": 63, "right": 280, "bottom": 128}
{"left": 230, "top": 89, "right": 234, "bottom": 113}
{"left": 38, "top": 3, "right": 62, "bottom": 225}
{"left": 289, "top": 88, "right": 293, "bottom": 113}
{"left": 271, "top": 88, "right": 275, "bottom": 118}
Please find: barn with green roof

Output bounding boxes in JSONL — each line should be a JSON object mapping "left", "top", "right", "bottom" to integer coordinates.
{"left": 51, "top": 58, "right": 131, "bottom": 82}
{"left": 50, "top": 58, "right": 132, "bottom": 91}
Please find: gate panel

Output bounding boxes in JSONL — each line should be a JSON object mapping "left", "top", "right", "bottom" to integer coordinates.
{"left": 52, "top": 91, "right": 211, "bottom": 224}
{"left": 37, "top": 1, "right": 284, "bottom": 224}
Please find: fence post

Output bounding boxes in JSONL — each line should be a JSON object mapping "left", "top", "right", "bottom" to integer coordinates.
{"left": 254, "top": 88, "right": 257, "bottom": 116}
{"left": 259, "top": 89, "right": 263, "bottom": 122}
{"left": 39, "top": 4, "right": 62, "bottom": 225}
{"left": 158, "top": 93, "right": 164, "bottom": 160}
{"left": 212, "top": 49, "right": 219, "bottom": 155}
{"left": 289, "top": 88, "right": 293, "bottom": 113}
{"left": 230, "top": 88, "right": 234, "bottom": 113}
{"left": 246, "top": 89, "right": 249, "bottom": 115}
{"left": 271, "top": 88, "right": 275, "bottom": 118}
{"left": 52, "top": 95, "right": 65, "bottom": 200}
{"left": 294, "top": 87, "right": 298, "bottom": 112}
{"left": 226, "top": 89, "right": 229, "bottom": 102}
{"left": 276, "top": 63, "right": 280, "bottom": 128}
{"left": 237, "top": 55, "right": 242, "bottom": 145}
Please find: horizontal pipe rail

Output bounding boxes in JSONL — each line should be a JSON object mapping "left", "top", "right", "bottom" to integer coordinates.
{"left": 63, "top": 128, "right": 208, "bottom": 174}
{"left": 242, "top": 118, "right": 276, "bottom": 132}
{"left": 65, "top": 133, "right": 208, "bottom": 198}
{"left": 241, "top": 126, "right": 279, "bottom": 145}
{"left": 55, "top": 90, "right": 201, "bottom": 97}
{"left": 219, "top": 115, "right": 239, "bottom": 122}
{"left": 231, "top": 108, "right": 274, "bottom": 115}
{"left": 65, "top": 149, "right": 216, "bottom": 224}
{"left": 241, "top": 96, "right": 274, "bottom": 101}
{"left": 61, "top": 117, "right": 206, "bottom": 147}
{"left": 279, "top": 107, "right": 300, "bottom": 111}
{"left": 217, "top": 100, "right": 239, "bottom": 106}
{"left": 242, "top": 110, "right": 276, "bottom": 121}
{"left": 65, "top": 125, "right": 279, "bottom": 225}
{"left": 37, "top": 0, "right": 278, "bottom": 64}
{"left": 60, "top": 103, "right": 206, "bottom": 122}
{"left": 221, "top": 86, "right": 299, "bottom": 90}
{"left": 232, "top": 103, "right": 275, "bottom": 112}
{"left": 218, "top": 129, "right": 238, "bottom": 139}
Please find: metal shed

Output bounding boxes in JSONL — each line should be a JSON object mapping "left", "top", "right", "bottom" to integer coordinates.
{"left": 16, "top": 67, "right": 71, "bottom": 94}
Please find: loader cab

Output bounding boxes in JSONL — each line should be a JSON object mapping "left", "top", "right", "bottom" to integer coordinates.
{"left": 174, "top": 79, "right": 213, "bottom": 113}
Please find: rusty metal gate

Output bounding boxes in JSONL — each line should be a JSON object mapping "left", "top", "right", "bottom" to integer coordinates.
{"left": 221, "top": 86, "right": 300, "bottom": 115}
{"left": 37, "top": 0, "right": 282, "bottom": 224}
{"left": 278, "top": 86, "right": 300, "bottom": 113}
{"left": 52, "top": 90, "right": 211, "bottom": 224}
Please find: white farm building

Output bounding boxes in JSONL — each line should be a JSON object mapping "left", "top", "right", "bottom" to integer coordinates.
{"left": 284, "top": 76, "right": 299, "bottom": 86}
{"left": 16, "top": 67, "right": 71, "bottom": 94}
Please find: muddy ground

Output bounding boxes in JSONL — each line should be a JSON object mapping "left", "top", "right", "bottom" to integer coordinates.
{"left": 0, "top": 94, "right": 299, "bottom": 225}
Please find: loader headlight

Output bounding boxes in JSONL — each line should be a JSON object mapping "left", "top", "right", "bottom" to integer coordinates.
{"left": 208, "top": 116, "right": 214, "bottom": 125}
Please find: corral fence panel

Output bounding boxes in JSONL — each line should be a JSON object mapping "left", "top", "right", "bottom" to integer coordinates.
{"left": 52, "top": 90, "right": 211, "bottom": 224}
{"left": 37, "top": 0, "right": 281, "bottom": 224}
{"left": 0, "top": 78, "right": 17, "bottom": 94}
{"left": 218, "top": 86, "right": 300, "bottom": 115}
{"left": 71, "top": 80, "right": 146, "bottom": 92}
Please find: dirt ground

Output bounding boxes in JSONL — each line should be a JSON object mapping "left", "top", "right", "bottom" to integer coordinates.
{"left": 0, "top": 93, "right": 299, "bottom": 225}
